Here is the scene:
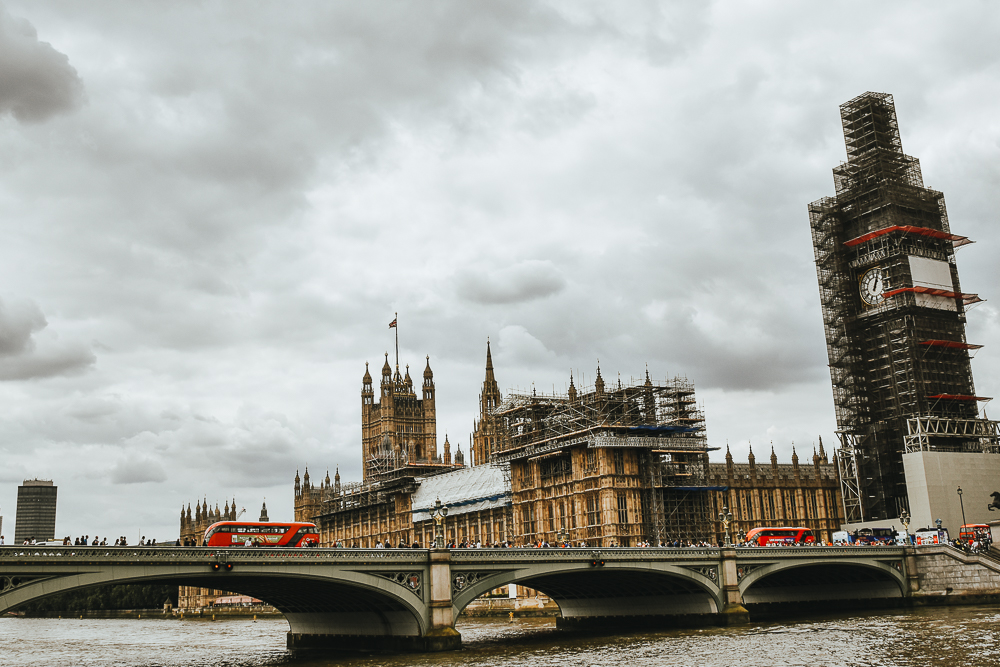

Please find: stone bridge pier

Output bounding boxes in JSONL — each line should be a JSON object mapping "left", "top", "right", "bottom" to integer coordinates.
{"left": 285, "top": 550, "right": 462, "bottom": 652}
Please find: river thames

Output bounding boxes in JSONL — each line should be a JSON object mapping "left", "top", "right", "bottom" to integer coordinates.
{"left": 1, "top": 605, "right": 997, "bottom": 666}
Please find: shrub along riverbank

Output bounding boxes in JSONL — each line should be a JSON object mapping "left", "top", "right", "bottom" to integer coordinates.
{"left": 14, "top": 584, "right": 177, "bottom": 614}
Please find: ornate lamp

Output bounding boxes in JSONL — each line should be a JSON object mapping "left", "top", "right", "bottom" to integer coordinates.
{"left": 432, "top": 497, "right": 449, "bottom": 550}
{"left": 717, "top": 506, "right": 734, "bottom": 547}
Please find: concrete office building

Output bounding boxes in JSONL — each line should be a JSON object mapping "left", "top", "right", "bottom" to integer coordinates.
{"left": 14, "top": 479, "right": 58, "bottom": 544}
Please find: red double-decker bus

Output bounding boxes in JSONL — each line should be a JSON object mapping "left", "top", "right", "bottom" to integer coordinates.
{"left": 745, "top": 527, "right": 815, "bottom": 546}
{"left": 203, "top": 521, "right": 319, "bottom": 547}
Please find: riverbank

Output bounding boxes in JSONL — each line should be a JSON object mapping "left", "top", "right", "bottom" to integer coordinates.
{"left": 13, "top": 606, "right": 285, "bottom": 620}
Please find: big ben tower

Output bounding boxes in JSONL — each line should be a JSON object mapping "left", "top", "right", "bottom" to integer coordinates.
{"left": 809, "top": 92, "right": 999, "bottom": 523}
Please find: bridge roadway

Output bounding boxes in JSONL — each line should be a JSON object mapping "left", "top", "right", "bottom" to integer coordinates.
{"left": 0, "top": 545, "right": 912, "bottom": 651}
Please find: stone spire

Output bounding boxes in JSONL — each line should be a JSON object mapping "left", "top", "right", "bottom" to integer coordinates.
{"left": 381, "top": 352, "right": 392, "bottom": 386}
{"left": 725, "top": 442, "right": 733, "bottom": 467}
{"left": 770, "top": 445, "right": 778, "bottom": 470}
{"left": 294, "top": 469, "right": 301, "bottom": 495}
{"left": 334, "top": 466, "right": 341, "bottom": 494}
{"left": 443, "top": 434, "right": 452, "bottom": 465}
{"left": 473, "top": 340, "right": 501, "bottom": 467}
{"left": 485, "top": 338, "right": 495, "bottom": 380}
{"left": 594, "top": 362, "right": 605, "bottom": 395}
{"left": 259, "top": 500, "right": 269, "bottom": 522}
{"left": 455, "top": 443, "right": 465, "bottom": 466}
{"left": 818, "top": 435, "right": 828, "bottom": 464}
{"left": 363, "top": 361, "right": 372, "bottom": 384}
{"left": 568, "top": 370, "right": 577, "bottom": 402}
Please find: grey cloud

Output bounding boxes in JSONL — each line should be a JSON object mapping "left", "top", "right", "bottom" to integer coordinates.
{"left": 497, "top": 324, "right": 558, "bottom": 366}
{"left": 0, "top": 345, "right": 96, "bottom": 381}
{"left": 456, "top": 260, "right": 567, "bottom": 305}
{"left": 0, "top": 6, "right": 83, "bottom": 122}
{"left": 0, "top": 297, "right": 95, "bottom": 380}
{"left": 0, "top": 296, "right": 44, "bottom": 355}
{"left": 110, "top": 454, "right": 167, "bottom": 485}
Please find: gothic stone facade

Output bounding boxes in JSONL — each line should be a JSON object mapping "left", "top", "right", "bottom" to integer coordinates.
{"left": 295, "top": 343, "right": 848, "bottom": 549}
{"left": 708, "top": 443, "right": 844, "bottom": 544}
{"left": 177, "top": 499, "right": 236, "bottom": 611}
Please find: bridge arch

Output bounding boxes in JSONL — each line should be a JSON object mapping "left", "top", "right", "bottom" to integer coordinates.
{"left": 738, "top": 557, "right": 907, "bottom": 605}
{"left": 452, "top": 557, "right": 724, "bottom": 621}
{"left": 0, "top": 562, "right": 428, "bottom": 638}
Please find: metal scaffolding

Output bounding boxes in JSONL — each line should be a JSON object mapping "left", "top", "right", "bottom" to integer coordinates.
{"left": 809, "top": 92, "right": 999, "bottom": 522}
{"left": 492, "top": 375, "right": 714, "bottom": 543}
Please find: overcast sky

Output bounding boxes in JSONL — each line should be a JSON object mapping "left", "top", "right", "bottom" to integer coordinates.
{"left": 1, "top": 1, "right": 998, "bottom": 542}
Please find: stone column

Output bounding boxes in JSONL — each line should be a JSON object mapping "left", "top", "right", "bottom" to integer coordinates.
{"left": 717, "top": 548, "right": 749, "bottom": 624}
{"left": 903, "top": 545, "right": 919, "bottom": 593}
{"left": 425, "top": 550, "right": 461, "bottom": 650}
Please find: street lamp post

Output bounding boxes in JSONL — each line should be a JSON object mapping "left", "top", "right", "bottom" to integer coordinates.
{"left": 432, "top": 497, "right": 449, "bottom": 550}
{"left": 957, "top": 487, "right": 967, "bottom": 536}
{"left": 718, "top": 506, "right": 733, "bottom": 547}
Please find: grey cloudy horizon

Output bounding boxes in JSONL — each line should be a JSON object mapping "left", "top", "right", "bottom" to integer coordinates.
{"left": 1, "top": 1, "right": 998, "bottom": 542}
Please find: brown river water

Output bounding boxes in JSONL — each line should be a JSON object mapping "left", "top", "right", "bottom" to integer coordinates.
{"left": 1, "top": 605, "right": 997, "bottom": 667}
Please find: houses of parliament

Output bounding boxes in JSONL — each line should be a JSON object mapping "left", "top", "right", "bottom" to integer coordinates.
{"left": 292, "top": 341, "right": 845, "bottom": 548}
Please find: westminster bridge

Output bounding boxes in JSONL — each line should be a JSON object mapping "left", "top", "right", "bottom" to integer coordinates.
{"left": 2, "top": 544, "right": 999, "bottom": 652}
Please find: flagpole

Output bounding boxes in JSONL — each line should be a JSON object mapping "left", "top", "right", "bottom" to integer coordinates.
{"left": 394, "top": 311, "right": 399, "bottom": 369}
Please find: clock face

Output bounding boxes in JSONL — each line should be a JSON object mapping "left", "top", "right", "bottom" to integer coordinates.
{"left": 859, "top": 266, "right": 885, "bottom": 306}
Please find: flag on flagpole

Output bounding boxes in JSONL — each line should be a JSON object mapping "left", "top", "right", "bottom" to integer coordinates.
{"left": 389, "top": 318, "right": 397, "bottom": 328}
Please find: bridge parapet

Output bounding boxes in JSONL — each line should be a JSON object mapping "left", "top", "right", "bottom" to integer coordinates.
{"left": 733, "top": 546, "right": 906, "bottom": 558}
{"left": 451, "top": 547, "right": 719, "bottom": 563}
{"left": 0, "top": 546, "right": 427, "bottom": 565}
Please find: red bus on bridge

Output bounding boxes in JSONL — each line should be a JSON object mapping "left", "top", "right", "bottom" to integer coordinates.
{"left": 745, "top": 527, "right": 815, "bottom": 546}
{"left": 959, "top": 524, "right": 990, "bottom": 543}
{"left": 203, "top": 521, "right": 319, "bottom": 547}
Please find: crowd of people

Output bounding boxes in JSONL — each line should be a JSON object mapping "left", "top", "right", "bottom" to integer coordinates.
{"left": 955, "top": 533, "right": 993, "bottom": 554}
{"left": 8, "top": 535, "right": 163, "bottom": 546}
